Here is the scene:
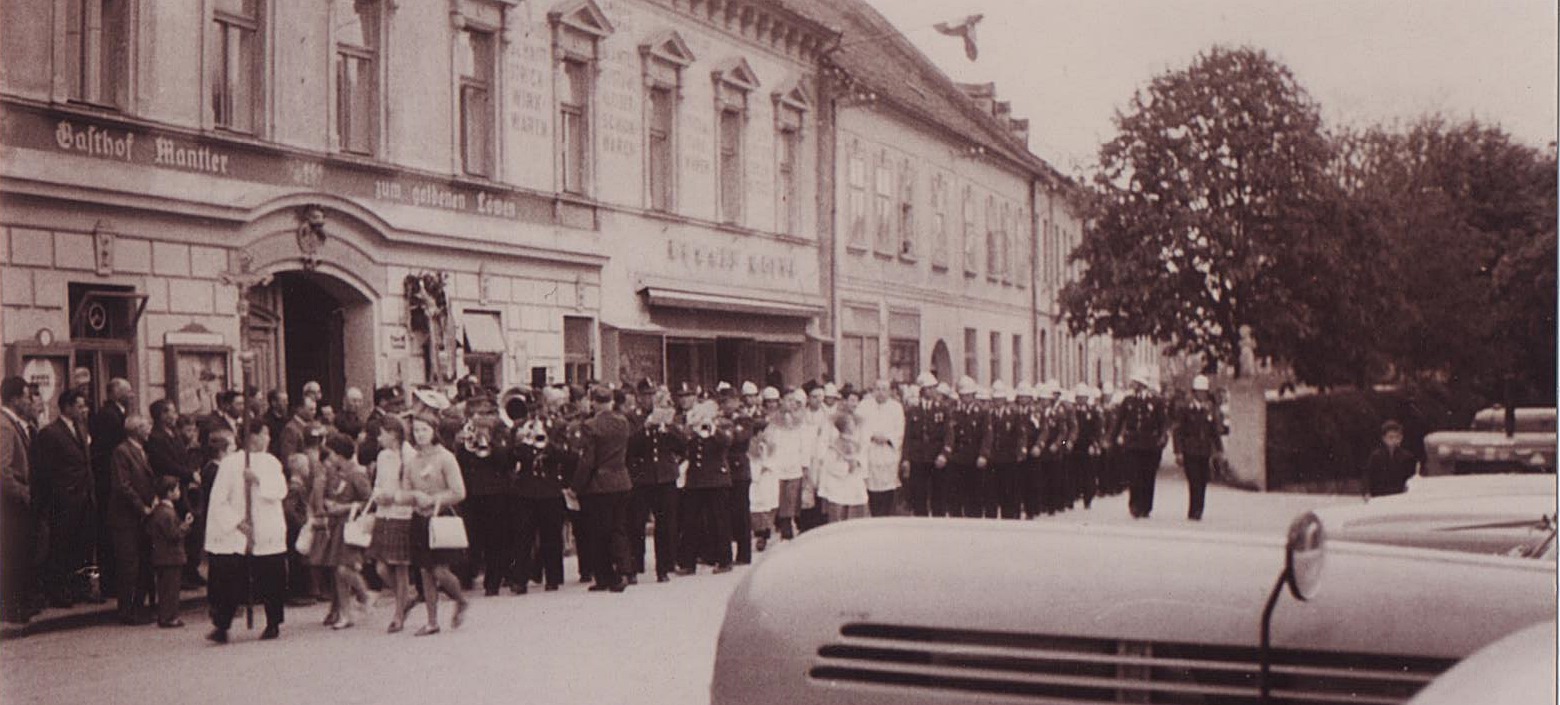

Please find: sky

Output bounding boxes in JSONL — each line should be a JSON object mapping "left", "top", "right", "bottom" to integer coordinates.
{"left": 864, "top": 0, "right": 1558, "bottom": 175}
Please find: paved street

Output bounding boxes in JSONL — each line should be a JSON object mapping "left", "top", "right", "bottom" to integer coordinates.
{"left": 0, "top": 476, "right": 1356, "bottom": 705}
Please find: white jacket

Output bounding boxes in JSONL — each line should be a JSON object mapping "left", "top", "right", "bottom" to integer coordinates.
{"left": 205, "top": 450, "right": 289, "bottom": 556}
{"left": 857, "top": 398, "right": 905, "bottom": 492}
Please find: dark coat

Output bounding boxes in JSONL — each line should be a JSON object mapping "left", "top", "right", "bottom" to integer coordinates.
{"left": 145, "top": 426, "right": 194, "bottom": 483}
{"left": 903, "top": 399, "right": 952, "bottom": 465}
{"left": 682, "top": 422, "right": 733, "bottom": 489}
{"left": 725, "top": 412, "right": 757, "bottom": 483}
{"left": 1113, "top": 393, "right": 1169, "bottom": 451}
{"left": 628, "top": 423, "right": 684, "bottom": 487}
{"left": 1172, "top": 398, "right": 1224, "bottom": 458}
{"left": 514, "top": 443, "right": 566, "bottom": 499}
{"left": 147, "top": 502, "right": 188, "bottom": 567}
{"left": 277, "top": 417, "right": 308, "bottom": 462}
{"left": 89, "top": 402, "right": 127, "bottom": 485}
{"left": 33, "top": 418, "right": 94, "bottom": 512}
{"left": 988, "top": 406, "right": 1030, "bottom": 465}
{"left": 1364, "top": 445, "right": 1418, "bottom": 497}
{"left": 106, "top": 439, "right": 156, "bottom": 529}
{"left": 458, "top": 444, "right": 517, "bottom": 497}
{"left": 574, "top": 411, "right": 633, "bottom": 495}
{"left": 0, "top": 410, "right": 31, "bottom": 505}
{"left": 947, "top": 403, "right": 993, "bottom": 467}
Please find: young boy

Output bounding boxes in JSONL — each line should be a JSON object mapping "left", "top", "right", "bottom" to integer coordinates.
{"left": 1363, "top": 420, "right": 1419, "bottom": 500}
{"left": 147, "top": 476, "right": 193, "bottom": 628}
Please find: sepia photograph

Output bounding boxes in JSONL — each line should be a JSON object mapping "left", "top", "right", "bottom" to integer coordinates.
{"left": 0, "top": 0, "right": 1554, "bottom": 703}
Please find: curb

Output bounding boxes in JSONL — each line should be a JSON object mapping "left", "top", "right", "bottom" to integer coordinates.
{"left": 0, "top": 591, "right": 209, "bottom": 640}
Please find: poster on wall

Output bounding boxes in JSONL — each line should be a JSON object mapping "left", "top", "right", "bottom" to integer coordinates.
{"left": 618, "top": 333, "right": 664, "bottom": 386}
{"left": 21, "top": 355, "right": 67, "bottom": 426}
{"left": 166, "top": 346, "right": 230, "bottom": 416}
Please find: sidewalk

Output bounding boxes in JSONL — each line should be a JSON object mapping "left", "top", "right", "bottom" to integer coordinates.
{"left": 0, "top": 586, "right": 209, "bottom": 640}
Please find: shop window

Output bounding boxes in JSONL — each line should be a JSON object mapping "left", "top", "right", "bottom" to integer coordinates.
{"left": 64, "top": 0, "right": 130, "bottom": 109}
{"left": 563, "top": 316, "right": 594, "bottom": 385}
{"left": 888, "top": 339, "right": 918, "bottom": 386}
{"left": 461, "top": 310, "right": 505, "bottom": 391}
{"left": 989, "top": 331, "right": 1001, "bottom": 385}
{"left": 963, "top": 327, "right": 978, "bottom": 380}
{"left": 69, "top": 283, "right": 146, "bottom": 341}
{"left": 846, "top": 142, "right": 867, "bottom": 249}
{"left": 335, "top": 0, "right": 381, "bottom": 155}
{"left": 642, "top": 30, "right": 693, "bottom": 213}
{"left": 666, "top": 338, "right": 716, "bottom": 391}
{"left": 457, "top": 26, "right": 495, "bottom": 176}
{"left": 210, "top": 0, "right": 264, "bottom": 133}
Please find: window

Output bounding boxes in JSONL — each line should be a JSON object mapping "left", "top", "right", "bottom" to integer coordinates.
{"left": 564, "top": 316, "right": 595, "bottom": 386}
{"left": 1000, "top": 202, "right": 1012, "bottom": 283}
{"left": 64, "top": 0, "right": 130, "bottom": 108}
{"left": 985, "top": 197, "right": 999, "bottom": 280}
{"left": 461, "top": 311, "right": 506, "bottom": 390}
{"left": 1038, "top": 329, "right": 1047, "bottom": 381}
{"left": 647, "top": 86, "right": 675, "bottom": 210}
{"left": 847, "top": 144, "right": 867, "bottom": 248}
{"left": 887, "top": 311, "right": 920, "bottom": 385}
{"left": 210, "top": 0, "right": 263, "bottom": 132}
{"left": 776, "top": 111, "right": 803, "bottom": 235}
{"left": 963, "top": 328, "right": 978, "bottom": 380}
{"left": 930, "top": 174, "right": 949, "bottom": 269}
{"left": 559, "top": 58, "right": 591, "bottom": 191}
{"left": 898, "top": 160, "right": 916, "bottom": 257}
{"left": 457, "top": 28, "right": 495, "bottom": 176}
{"left": 718, "top": 105, "right": 744, "bottom": 223}
{"left": 841, "top": 304, "right": 880, "bottom": 388}
{"left": 335, "top": 0, "right": 380, "bottom": 155}
{"left": 1012, "top": 334, "right": 1022, "bottom": 386}
{"left": 962, "top": 187, "right": 978, "bottom": 276}
{"left": 1016, "top": 207, "right": 1028, "bottom": 288}
{"left": 873, "top": 150, "right": 894, "bottom": 254}
{"left": 989, "top": 331, "right": 1002, "bottom": 385}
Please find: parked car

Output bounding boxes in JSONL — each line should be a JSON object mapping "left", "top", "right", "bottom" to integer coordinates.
{"left": 1422, "top": 407, "right": 1555, "bottom": 476}
{"left": 1408, "top": 620, "right": 1556, "bottom": 705}
{"left": 713, "top": 517, "right": 1555, "bottom": 705}
{"left": 1316, "top": 474, "right": 1557, "bottom": 559}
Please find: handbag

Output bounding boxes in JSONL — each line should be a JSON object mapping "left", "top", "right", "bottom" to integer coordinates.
{"left": 343, "top": 501, "right": 375, "bottom": 549}
{"left": 294, "top": 518, "right": 315, "bottom": 555}
{"left": 427, "top": 502, "right": 469, "bottom": 550}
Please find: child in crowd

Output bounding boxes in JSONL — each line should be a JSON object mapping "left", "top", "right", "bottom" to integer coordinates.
{"left": 147, "top": 476, "right": 193, "bottom": 628}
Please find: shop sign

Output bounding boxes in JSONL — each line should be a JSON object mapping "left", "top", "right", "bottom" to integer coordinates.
{"left": 664, "top": 238, "right": 799, "bottom": 281}
{"left": 3, "top": 103, "right": 559, "bottom": 227}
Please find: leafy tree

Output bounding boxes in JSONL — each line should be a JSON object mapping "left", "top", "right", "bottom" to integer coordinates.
{"left": 1063, "top": 46, "right": 1342, "bottom": 378}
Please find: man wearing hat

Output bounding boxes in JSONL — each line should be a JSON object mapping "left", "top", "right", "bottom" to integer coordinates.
{"left": 573, "top": 386, "right": 634, "bottom": 592}
{"left": 1172, "top": 375, "right": 1224, "bottom": 520}
{"left": 718, "top": 384, "right": 758, "bottom": 565}
{"left": 900, "top": 373, "right": 950, "bottom": 517}
{"left": 677, "top": 394, "right": 734, "bottom": 574}
{"left": 625, "top": 380, "right": 681, "bottom": 583}
{"left": 1070, "top": 384, "right": 1104, "bottom": 510}
{"left": 985, "top": 381, "right": 1025, "bottom": 520}
{"left": 1035, "top": 381, "right": 1076, "bottom": 515}
{"left": 947, "top": 377, "right": 991, "bottom": 519}
{"left": 1113, "top": 367, "right": 1170, "bottom": 519}
{"left": 455, "top": 394, "right": 520, "bottom": 595}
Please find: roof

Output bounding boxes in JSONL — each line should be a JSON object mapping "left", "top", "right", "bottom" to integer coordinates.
{"left": 783, "top": 0, "right": 1060, "bottom": 182}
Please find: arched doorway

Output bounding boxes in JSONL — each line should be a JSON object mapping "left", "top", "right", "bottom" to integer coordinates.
{"left": 930, "top": 339, "right": 954, "bottom": 385}
{"left": 246, "top": 271, "right": 374, "bottom": 406}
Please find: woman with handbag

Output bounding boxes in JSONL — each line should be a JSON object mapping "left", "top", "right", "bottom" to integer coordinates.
{"left": 403, "top": 414, "right": 468, "bottom": 636}
{"left": 319, "top": 433, "right": 372, "bottom": 629}
{"left": 366, "top": 417, "right": 415, "bottom": 633}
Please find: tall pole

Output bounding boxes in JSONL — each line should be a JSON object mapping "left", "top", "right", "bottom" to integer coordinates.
{"left": 221, "top": 255, "right": 271, "bottom": 631}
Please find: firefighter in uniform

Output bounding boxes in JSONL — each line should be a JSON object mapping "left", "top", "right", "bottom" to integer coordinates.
{"left": 947, "top": 377, "right": 992, "bottom": 519}
{"left": 721, "top": 383, "right": 760, "bottom": 565}
{"left": 1013, "top": 383, "right": 1044, "bottom": 519}
{"left": 626, "top": 380, "right": 683, "bottom": 583}
{"left": 988, "top": 382, "right": 1029, "bottom": 520}
{"left": 677, "top": 396, "right": 733, "bottom": 574}
{"left": 899, "top": 373, "right": 950, "bottom": 518}
{"left": 1114, "top": 368, "right": 1169, "bottom": 519}
{"left": 1038, "top": 381, "right": 1077, "bottom": 515}
{"left": 1070, "top": 384, "right": 1104, "bottom": 510}
{"left": 1172, "top": 375, "right": 1223, "bottom": 521}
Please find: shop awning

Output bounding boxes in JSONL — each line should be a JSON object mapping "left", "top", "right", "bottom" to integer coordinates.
{"left": 639, "top": 285, "right": 824, "bottom": 319}
{"left": 461, "top": 313, "right": 507, "bottom": 354}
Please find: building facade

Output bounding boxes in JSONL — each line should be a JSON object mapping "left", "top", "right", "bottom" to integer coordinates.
{"left": 0, "top": 0, "right": 834, "bottom": 417}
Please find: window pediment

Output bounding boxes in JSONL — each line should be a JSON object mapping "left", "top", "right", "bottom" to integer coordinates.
{"left": 640, "top": 30, "right": 696, "bottom": 68}
{"left": 549, "top": 0, "right": 614, "bottom": 38}
{"left": 771, "top": 76, "right": 812, "bottom": 113}
{"left": 711, "top": 57, "right": 761, "bottom": 93}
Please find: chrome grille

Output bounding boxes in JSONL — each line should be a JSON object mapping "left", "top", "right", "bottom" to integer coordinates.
{"left": 809, "top": 623, "right": 1455, "bottom": 704}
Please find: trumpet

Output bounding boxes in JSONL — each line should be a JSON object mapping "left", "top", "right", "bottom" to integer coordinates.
{"left": 499, "top": 386, "right": 532, "bottom": 427}
{"left": 696, "top": 421, "right": 715, "bottom": 439}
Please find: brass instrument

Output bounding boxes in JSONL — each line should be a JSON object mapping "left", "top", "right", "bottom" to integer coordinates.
{"left": 499, "top": 386, "right": 532, "bottom": 428}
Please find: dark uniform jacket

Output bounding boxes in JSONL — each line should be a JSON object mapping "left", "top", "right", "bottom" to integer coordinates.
{"left": 1040, "top": 402, "right": 1079, "bottom": 457}
{"left": 514, "top": 432, "right": 567, "bottom": 500}
{"left": 574, "top": 410, "right": 633, "bottom": 495}
{"left": 107, "top": 439, "right": 155, "bottom": 529}
{"left": 147, "top": 501, "right": 188, "bottom": 567}
{"left": 988, "top": 405, "right": 1031, "bottom": 466}
{"left": 1113, "top": 393, "right": 1168, "bottom": 451}
{"left": 902, "top": 398, "right": 951, "bottom": 465}
{"left": 1074, "top": 404, "right": 1104, "bottom": 456}
{"left": 947, "top": 402, "right": 992, "bottom": 467}
{"left": 628, "top": 421, "right": 684, "bottom": 487}
{"left": 725, "top": 411, "right": 757, "bottom": 483}
{"left": 682, "top": 420, "right": 734, "bottom": 489}
{"left": 1172, "top": 398, "right": 1223, "bottom": 458}
{"left": 34, "top": 417, "right": 94, "bottom": 512}
{"left": 458, "top": 443, "right": 517, "bottom": 497}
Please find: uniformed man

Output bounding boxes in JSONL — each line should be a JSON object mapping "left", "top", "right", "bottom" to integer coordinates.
{"left": 1035, "top": 381, "right": 1077, "bottom": 515}
{"left": 1071, "top": 384, "right": 1104, "bottom": 510}
{"left": 626, "top": 380, "right": 682, "bottom": 583}
{"left": 720, "top": 384, "right": 758, "bottom": 565}
{"left": 988, "top": 381, "right": 1028, "bottom": 520}
{"left": 900, "top": 373, "right": 949, "bottom": 517}
{"left": 677, "top": 399, "right": 734, "bottom": 575}
{"left": 1172, "top": 375, "right": 1224, "bottom": 521}
{"left": 1016, "top": 383, "right": 1047, "bottom": 519}
{"left": 1113, "top": 368, "right": 1169, "bottom": 519}
{"left": 947, "top": 377, "right": 991, "bottom": 519}
{"left": 512, "top": 406, "right": 567, "bottom": 592}
{"left": 573, "top": 385, "right": 633, "bottom": 593}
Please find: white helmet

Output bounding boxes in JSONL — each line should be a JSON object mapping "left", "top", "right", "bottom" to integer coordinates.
{"left": 1192, "top": 375, "right": 1210, "bottom": 392}
{"left": 916, "top": 371, "right": 938, "bottom": 388}
{"left": 741, "top": 381, "right": 760, "bottom": 396}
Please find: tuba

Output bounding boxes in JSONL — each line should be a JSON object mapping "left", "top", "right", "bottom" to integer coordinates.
{"left": 498, "top": 386, "right": 532, "bottom": 428}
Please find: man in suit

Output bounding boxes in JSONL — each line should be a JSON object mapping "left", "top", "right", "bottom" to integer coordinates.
{"left": 573, "top": 386, "right": 634, "bottom": 593}
{"left": 276, "top": 396, "right": 315, "bottom": 461}
{"left": 33, "top": 388, "right": 98, "bottom": 607}
{"left": 108, "top": 414, "right": 158, "bottom": 624}
{"left": 1, "top": 377, "right": 38, "bottom": 623}
{"left": 199, "top": 391, "right": 242, "bottom": 456}
{"left": 145, "top": 398, "right": 201, "bottom": 587}
{"left": 90, "top": 378, "right": 133, "bottom": 590}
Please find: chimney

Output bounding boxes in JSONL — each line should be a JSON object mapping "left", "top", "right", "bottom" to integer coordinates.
{"left": 1008, "top": 117, "right": 1030, "bottom": 144}
{"left": 956, "top": 82, "right": 997, "bottom": 115}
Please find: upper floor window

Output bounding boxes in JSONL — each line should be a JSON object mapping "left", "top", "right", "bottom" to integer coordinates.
{"left": 847, "top": 142, "right": 867, "bottom": 248}
{"left": 985, "top": 196, "right": 999, "bottom": 279}
{"left": 897, "top": 160, "right": 916, "bottom": 258}
{"left": 962, "top": 186, "right": 977, "bottom": 276}
{"left": 641, "top": 31, "right": 694, "bottom": 212}
{"left": 872, "top": 150, "right": 894, "bottom": 254}
{"left": 712, "top": 58, "right": 759, "bottom": 226}
{"left": 551, "top": 0, "right": 614, "bottom": 193}
{"left": 64, "top": 0, "right": 130, "bottom": 109}
{"left": 1015, "top": 207, "right": 1028, "bottom": 288}
{"left": 456, "top": 27, "right": 495, "bottom": 176}
{"left": 930, "top": 174, "right": 949, "bottom": 269}
{"left": 210, "top": 0, "right": 263, "bottom": 133}
{"left": 335, "top": 0, "right": 381, "bottom": 155}
{"left": 1000, "top": 201, "right": 1012, "bottom": 284}
{"left": 989, "top": 331, "right": 1002, "bottom": 385}
{"left": 773, "top": 80, "right": 810, "bottom": 237}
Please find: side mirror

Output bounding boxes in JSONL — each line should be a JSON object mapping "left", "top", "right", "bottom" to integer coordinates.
{"left": 1284, "top": 512, "right": 1326, "bottom": 601}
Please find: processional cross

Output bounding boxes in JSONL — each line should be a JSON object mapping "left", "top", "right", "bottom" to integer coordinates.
{"left": 219, "top": 254, "right": 272, "bottom": 628}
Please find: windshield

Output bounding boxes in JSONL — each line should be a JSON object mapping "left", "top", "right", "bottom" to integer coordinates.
{"left": 1470, "top": 409, "right": 1557, "bottom": 433}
